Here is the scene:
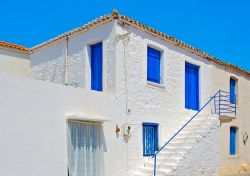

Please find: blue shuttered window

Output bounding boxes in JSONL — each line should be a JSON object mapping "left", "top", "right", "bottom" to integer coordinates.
{"left": 91, "top": 42, "right": 103, "bottom": 91}
{"left": 147, "top": 47, "right": 161, "bottom": 84}
{"left": 230, "top": 78, "right": 236, "bottom": 104}
{"left": 230, "top": 127, "right": 237, "bottom": 155}
{"left": 143, "top": 123, "right": 158, "bottom": 156}
{"left": 185, "top": 62, "right": 199, "bottom": 110}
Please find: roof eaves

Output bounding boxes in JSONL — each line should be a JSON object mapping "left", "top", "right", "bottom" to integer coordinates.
{"left": 117, "top": 14, "right": 250, "bottom": 77}
{"left": 0, "top": 41, "right": 29, "bottom": 53}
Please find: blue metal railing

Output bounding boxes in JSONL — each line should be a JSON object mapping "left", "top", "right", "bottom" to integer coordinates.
{"left": 152, "top": 90, "right": 236, "bottom": 176}
{"left": 214, "top": 90, "right": 236, "bottom": 116}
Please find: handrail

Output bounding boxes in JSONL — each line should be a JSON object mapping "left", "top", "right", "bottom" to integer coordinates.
{"left": 214, "top": 90, "right": 236, "bottom": 116}
{"left": 152, "top": 90, "right": 236, "bottom": 176}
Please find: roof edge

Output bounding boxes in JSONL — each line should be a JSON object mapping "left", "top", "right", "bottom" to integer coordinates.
{"left": 30, "top": 9, "right": 250, "bottom": 77}
{"left": 0, "top": 41, "right": 29, "bottom": 53}
{"left": 116, "top": 14, "right": 250, "bottom": 77}
{"left": 30, "top": 14, "right": 114, "bottom": 52}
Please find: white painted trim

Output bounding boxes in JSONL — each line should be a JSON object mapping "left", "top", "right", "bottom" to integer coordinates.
{"left": 146, "top": 81, "right": 166, "bottom": 90}
{"left": 66, "top": 114, "right": 111, "bottom": 122}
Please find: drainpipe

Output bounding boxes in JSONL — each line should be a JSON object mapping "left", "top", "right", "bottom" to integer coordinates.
{"left": 64, "top": 36, "right": 69, "bottom": 85}
{"left": 115, "top": 25, "right": 131, "bottom": 175}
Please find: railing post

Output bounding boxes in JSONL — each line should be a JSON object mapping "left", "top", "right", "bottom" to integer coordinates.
{"left": 235, "top": 94, "right": 237, "bottom": 116}
{"left": 153, "top": 155, "right": 156, "bottom": 176}
{"left": 214, "top": 94, "right": 216, "bottom": 114}
{"left": 218, "top": 90, "right": 221, "bottom": 116}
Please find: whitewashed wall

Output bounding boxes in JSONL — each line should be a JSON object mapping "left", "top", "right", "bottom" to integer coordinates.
{"left": 0, "top": 47, "right": 30, "bottom": 76}
{"left": 31, "top": 21, "right": 116, "bottom": 93}
{"left": 0, "top": 72, "right": 131, "bottom": 176}
{"left": 115, "top": 22, "right": 216, "bottom": 174}
{"left": 29, "top": 19, "right": 250, "bottom": 175}
{"left": 211, "top": 64, "right": 250, "bottom": 173}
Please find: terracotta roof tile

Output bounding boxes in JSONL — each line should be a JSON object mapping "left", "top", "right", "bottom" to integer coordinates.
{"left": 0, "top": 41, "right": 29, "bottom": 53}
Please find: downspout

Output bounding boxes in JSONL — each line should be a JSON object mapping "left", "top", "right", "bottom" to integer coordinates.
{"left": 115, "top": 28, "right": 131, "bottom": 175}
{"left": 64, "top": 36, "right": 69, "bottom": 85}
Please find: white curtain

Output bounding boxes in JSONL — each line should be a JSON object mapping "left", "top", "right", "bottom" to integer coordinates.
{"left": 67, "top": 121, "right": 104, "bottom": 176}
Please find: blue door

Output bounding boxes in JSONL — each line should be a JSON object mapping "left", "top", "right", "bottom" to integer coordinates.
{"left": 230, "top": 127, "right": 236, "bottom": 155}
{"left": 91, "top": 42, "right": 103, "bottom": 91}
{"left": 230, "top": 78, "right": 236, "bottom": 104}
{"left": 143, "top": 123, "right": 158, "bottom": 156}
{"left": 185, "top": 62, "right": 199, "bottom": 110}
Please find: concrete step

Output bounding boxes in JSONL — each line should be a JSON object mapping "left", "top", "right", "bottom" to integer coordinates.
{"left": 158, "top": 151, "right": 186, "bottom": 158}
{"left": 138, "top": 166, "right": 154, "bottom": 175}
{"left": 184, "top": 126, "right": 210, "bottom": 133}
{"left": 163, "top": 146, "right": 192, "bottom": 154}
{"left": 173, "top": 135, "right": 202, "bottom": 142}
{"left": 167, "top": 140, "right": 196, "bottom": 148}
{"left": 133, "top": 171, "right": 152, "bottom": 176}
{"left": 158, "top": 163, "right": 178, "bottom": 171}
{"left": 145, "top": 156, "right": 182, "bottom": 167}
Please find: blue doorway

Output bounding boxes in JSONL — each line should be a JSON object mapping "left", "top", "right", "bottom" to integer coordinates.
{"left": 185, "top": 62, "right": 199, "bottom": 110}
{"left": 142, "top": 123, "right": 158, "bottom": 156}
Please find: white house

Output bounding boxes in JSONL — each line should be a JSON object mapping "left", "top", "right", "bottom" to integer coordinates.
{"left": 0, "top": 9, "right": 250, "bottom": 176}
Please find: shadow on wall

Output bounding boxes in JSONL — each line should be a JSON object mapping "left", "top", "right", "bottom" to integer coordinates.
{"left": 0, "top": 48, "right": 29, "bottom": 60}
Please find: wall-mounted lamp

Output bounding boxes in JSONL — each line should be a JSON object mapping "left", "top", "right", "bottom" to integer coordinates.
{"left": 115, "top": 124, "right": 120, "bottom": 135}
{"left": 243, "top": 132, "right": 248, "bottom": 145}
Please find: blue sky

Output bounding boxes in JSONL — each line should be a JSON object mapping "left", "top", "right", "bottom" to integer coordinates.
{"left": 0, "top": 0, "right": 249, "bottom": 71}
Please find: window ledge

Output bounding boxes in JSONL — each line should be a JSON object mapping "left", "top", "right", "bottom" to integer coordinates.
{"left": 146, "top": 81, "right": 166, "bottom": 89}
{"left": 228, "top": 154, "right": 240, "bottom": 159}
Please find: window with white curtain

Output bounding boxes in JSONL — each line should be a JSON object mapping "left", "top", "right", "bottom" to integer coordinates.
{"left": 67, "top": 120, "right": 104, "bottom": 176}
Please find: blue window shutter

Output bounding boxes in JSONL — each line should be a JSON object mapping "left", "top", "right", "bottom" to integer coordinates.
{"left": 147, "top": 47, "right": 161, "bottom": 83}
{"left": 91, "top": 42, "right": 102, "bottom": 91}
{"left": 230, "top": 127, "right": 236, "bottom": 155}
{"left": 185, "top": 63, "right": 199, "bottom": 110}
{"left": 230, "top": 78, "right": 236, "bottom": 104}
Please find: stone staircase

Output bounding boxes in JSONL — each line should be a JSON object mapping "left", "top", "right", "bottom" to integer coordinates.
{"left": 133, "top": 114, "right": 219, "bottom": 176}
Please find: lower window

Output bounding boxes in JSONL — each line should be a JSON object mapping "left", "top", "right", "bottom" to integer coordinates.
{"left": 67, "top": 120, "right": 104, "bottom": 176}
{"left": 143, "top": 122, "right": 159, "bottom": 156}
{"left": 230, "top": 126, "right": 238, "bottom": 155}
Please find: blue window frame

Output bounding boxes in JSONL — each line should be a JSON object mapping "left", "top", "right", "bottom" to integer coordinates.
{"left": 147, "top": 47, "right": 161, "bottom": 84}
{"left": 142, "top": 122, "right": 159, "bottom": 156}
{"left": 230, "top": 127, "right": 237, "bottom": 155}
{"left": 230, "top": 78, "right": 236, "bottom": 104}
{"left": 91, "top": 42, "right": 103, "bottom": 91}
{"left": 185, "top": 62, "right": 199, "bottom": 110}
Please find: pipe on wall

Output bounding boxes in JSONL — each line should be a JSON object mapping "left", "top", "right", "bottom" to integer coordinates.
{"left": 64, "top": 36, "right": 69, "bottom": 85}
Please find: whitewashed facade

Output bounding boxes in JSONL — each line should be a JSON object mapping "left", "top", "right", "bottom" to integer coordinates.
{"left": 0, "top": 10, "right": 249, "bottom": 176}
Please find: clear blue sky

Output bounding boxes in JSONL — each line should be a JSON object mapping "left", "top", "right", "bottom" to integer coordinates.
{"left": 0, "top": 0, "right": 249, "bottom": 71}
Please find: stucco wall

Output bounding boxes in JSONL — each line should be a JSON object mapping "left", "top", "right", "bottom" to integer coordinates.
{"left": 0, "top": 47, "right": 30, "bottom": 76}
{"left": 211, "top": 64, "right": 250, "bottom": 173}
